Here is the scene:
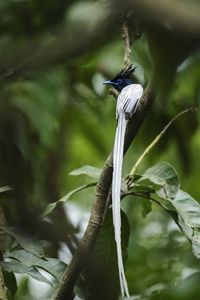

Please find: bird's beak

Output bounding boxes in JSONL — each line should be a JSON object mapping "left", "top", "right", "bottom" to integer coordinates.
{"left": 103, "top": 80, "right": 118, "bottom": 86}
{"left": 103, "top": 80, "right": 112, "bottom": 85}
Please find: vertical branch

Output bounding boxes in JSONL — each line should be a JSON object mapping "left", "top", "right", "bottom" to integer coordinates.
{"left": 109, "top": 19, "right": 132, "bottom": 99}
{"left": 121, "top": 20, "right": 132, "bottom": 68}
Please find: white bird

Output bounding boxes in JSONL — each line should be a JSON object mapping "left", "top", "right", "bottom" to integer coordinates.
{"left": 104, "top": 65, "right": 143, "bottom": 298}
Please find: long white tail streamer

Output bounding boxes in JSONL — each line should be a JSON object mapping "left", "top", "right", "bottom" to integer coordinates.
{"left": 112, "top": 113, "right": 129, "bottom": 298}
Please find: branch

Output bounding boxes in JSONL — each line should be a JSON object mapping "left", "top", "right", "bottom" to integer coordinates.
{"left": 109, "top": 20, "right": 132, "bottom": 98}
{"left": 122, "top": 191, "right": 181, "bottom": 232}
{"left": 52, "top": 80, "right": 154, "bottom": 300}
{"left": 0, "top": 3, "right": 117, "bottom": 79}
{"left": 121, "top": 20, "right": 132, "bottom": 68}
{"left": 120, "top": 0, "right": 200, "bottom": 37}
{"left": 129, "top": 107, "right": 198, "bottom": 177}
{"left": 1, "top": 0, "right": 200, "bottom": 80}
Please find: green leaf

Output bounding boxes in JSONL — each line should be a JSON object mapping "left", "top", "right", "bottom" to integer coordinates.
{"left": 2, "top": 227, "right": 44, "bottom": 257}
{"left": 69, "top": 165, "right": 102, "bottom": 179}
{"left": 137, "top": 163, "right": 200, "bottom": 259}
{"left": 141, "top": 198, "right": 152, "bottom": 218}
{"left": 75, "top": 276, "right": 90, "bottom": 300}
{"left": 170, "top": 190, "right": 200, "bottom": 259}
{"left": 3, "top": 271, "right": 17, "bottom": 298}
{"left": 138, "top": 162, "right": 180, "bottom": 200}
{"left": 136, "top": 163, "right": 200, "bottom": 259}
{"left": 2, "top": 250, "right": 66, "bottom": 283}
{"left": 14, "top": 277, "right": 30, "bottom": 300}
{"left": 0, "top": 186, "right": 12, "bottom": 193}
{"left": 2, "top": 261, "right": 52, "bottom": 286}
{"left": 40, "top": 182, "right": 96, "bottom": 218}
{"left": 26, "top": 267, "right": 52, "bottom": 286}
{"left": 84, "top": 209, "right": 130, "bottom": 300}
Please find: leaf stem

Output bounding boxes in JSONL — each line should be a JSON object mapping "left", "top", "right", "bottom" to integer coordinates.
{"left": 129, "top": 107, "right": 197, "bottom": 178}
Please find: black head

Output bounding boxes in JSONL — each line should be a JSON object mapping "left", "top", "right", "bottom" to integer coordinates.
{"left": 103, "top": 65, "right": 136, "bottom": 92}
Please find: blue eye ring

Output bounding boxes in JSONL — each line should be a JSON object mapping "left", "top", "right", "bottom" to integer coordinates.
{"left": 117, "top": 79, "right": 122, "bottom": 84}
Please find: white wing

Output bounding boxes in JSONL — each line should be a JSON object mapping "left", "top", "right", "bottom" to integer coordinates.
{"left": 116, "top": 84, "right": 143, "bottom": 117}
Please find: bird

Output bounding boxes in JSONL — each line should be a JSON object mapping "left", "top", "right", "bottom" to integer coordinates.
{"left": 103, "top": 65, "right": 143, "bottom": 298}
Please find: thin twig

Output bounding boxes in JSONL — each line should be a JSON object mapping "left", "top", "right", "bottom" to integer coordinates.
{"left": 109, "top": 88, "right": 119, "bottom": 99}
{"left": 129, "top": 107, "right": 197, "bottom": 178}
{"left": 122, "top": 191, "right": 181, "bottom": 231}
{"left": 122, "top": 191, "right": 167, "bottom": 210}
{"left": 121, "top": 20, "right": 132, "bottom": 68}
{"left": 108, "top": 20, "right": 132, "bottom": 99}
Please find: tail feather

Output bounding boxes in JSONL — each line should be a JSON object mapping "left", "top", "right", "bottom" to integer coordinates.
{"left": 112, "top": 113, "right": 130, "bottom": 298}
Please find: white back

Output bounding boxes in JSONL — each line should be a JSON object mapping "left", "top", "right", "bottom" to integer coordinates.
{"left": 116, "top": 84, "right": 143, "bottom": 117}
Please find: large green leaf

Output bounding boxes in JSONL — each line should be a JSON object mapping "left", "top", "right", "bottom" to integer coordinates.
{"left": 2, "top": 227, "right": 44, "bottom": 257}
{"left": 40, "top": 182, "right": 96, "bottom": 218}
{"left": 2, "top": 250, "right": 66, "bottom": 284}
{"left": 136, "top": 163, "right": 200, "bottom": 259}
{"left": 2, "top": 261, "right": 52, "bottom": 286}
{"left": 84, "top": 209, "right": 130, "bottom": 300}
{"left": 170, "top": 190, "right": 200, "bottom": 259}
{"left": 138, "top": 162, "right": 180, "bottom": 200}
{"left": 69, "top": 165, "right": 102, "bottom": 179}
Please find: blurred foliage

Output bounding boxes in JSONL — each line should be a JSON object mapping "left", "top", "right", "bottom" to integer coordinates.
{"left": 0, "top": 0, "right": 200, "bottom": 299}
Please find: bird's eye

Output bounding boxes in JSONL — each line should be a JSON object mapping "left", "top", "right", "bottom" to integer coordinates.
{"left": 117, "top": 79, "right": 122, "bottom": 84}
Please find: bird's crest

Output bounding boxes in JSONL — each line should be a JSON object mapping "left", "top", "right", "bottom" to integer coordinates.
{"left": 116, "top": 64, "right": 136, "bottom": 78}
